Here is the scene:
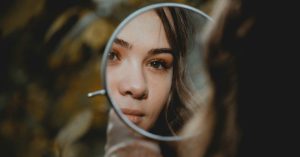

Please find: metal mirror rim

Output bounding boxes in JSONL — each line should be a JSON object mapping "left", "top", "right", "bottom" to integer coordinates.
{"left": 101, "top": 2, "right": 213, "bottom": 142}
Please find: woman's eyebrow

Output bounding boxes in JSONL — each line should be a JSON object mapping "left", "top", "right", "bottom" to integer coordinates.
{"left": 148, "top": 48, "right": 173, "bottom": 55}
{"left": 114, "top": 38, "right": 133, "bottom": 49}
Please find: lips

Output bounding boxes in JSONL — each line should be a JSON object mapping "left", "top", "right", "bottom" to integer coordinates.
{"left": 121, "top": 108, "right": 145, "bottom": 124}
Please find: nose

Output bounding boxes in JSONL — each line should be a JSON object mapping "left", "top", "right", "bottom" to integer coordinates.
{"left": 118, "top": 66, "right": 148, "bottom": 100}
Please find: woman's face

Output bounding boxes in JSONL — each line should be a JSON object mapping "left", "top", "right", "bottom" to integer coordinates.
{"left": 107, "top": 10, "right": 174, "bottom": 130}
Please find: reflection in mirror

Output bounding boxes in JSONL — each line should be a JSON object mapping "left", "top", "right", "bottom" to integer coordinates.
{"left": 105, "top": 5, "right": 212, "bottom": 140}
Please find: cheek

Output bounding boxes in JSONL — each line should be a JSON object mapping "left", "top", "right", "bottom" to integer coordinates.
{"left": 106, "top": 67, "right": 119, "bottom": 102}
{"left": 107, "top": 67, "right": 115, "bottom": 89}
{"left": 146, "top": 71, "right": 173, "bottom": 118}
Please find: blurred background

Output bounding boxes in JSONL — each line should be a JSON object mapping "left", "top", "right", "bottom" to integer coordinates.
{"left": 0, "top": 0, "right": 216, "bottom": 157}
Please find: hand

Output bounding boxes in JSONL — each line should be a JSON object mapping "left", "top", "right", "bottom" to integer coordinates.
{"left": 104, "top": 109, "right": 163, "bottom": 157}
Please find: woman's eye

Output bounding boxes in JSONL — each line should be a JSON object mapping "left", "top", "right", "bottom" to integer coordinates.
{"left": 149, "top": 60, "right": 170, "bottom": 70}
{"left": 108, "top": 51, "right": 119, "bottom": 61}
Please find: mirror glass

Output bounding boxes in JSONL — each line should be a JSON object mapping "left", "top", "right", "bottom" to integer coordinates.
{"left": 103, "top": 3, "right": 212, "bottom": 141}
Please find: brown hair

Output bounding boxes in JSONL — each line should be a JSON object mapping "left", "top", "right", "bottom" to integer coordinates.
{"left": 149, "top": 7, "right": 197, "bottom": 135}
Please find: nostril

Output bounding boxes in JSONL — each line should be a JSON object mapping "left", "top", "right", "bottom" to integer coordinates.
{"left": 124, "top": 89, "right": 148, "bottom": 100}
{"left": 125, "top": 90, "right": 133, "bottom": 96}
{"left": 138, "top": 91, "right": 148, "bottom": 100}
{"left": 118, "top": 70, "right": 148, "bottom": 100}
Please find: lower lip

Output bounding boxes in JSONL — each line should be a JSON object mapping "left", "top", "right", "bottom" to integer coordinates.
{"left": 125, "top": 114, "right": 143, "bottom": 124}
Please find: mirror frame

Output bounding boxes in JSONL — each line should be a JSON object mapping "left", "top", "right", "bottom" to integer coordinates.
{"left": 101, "top": 2, "right": 213, "bottom": 142}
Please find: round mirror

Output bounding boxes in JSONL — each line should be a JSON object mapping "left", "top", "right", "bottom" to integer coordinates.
{"left": 91, "top": 3, "right": 212, "bottom": 141}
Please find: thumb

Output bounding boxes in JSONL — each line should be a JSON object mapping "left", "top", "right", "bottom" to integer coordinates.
{"left": 104, "top": 109, "right": 163, "bottom": 157}
{"left": 105, "top": 109, "right": 139, "bottom": 148}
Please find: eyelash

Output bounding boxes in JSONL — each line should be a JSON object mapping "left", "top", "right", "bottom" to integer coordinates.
{"left": 147, "top": 59, "right": 172, "bottom": 71}
{"left": 108, "top": 50, "right": 120, "bottom": 62}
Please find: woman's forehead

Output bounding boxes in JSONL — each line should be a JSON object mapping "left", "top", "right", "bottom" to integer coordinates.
{"left": 116, "top": 10, "right": 170, "bottom": 49}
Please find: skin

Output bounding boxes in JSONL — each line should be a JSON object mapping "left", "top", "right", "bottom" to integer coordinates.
{"left": 107, "top": 10, "right": 174, "bottom": 131}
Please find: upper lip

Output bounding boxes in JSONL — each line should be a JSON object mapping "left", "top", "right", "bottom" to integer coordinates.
{"left": 121, "top": 108, "right": 145, "bottom": 116}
